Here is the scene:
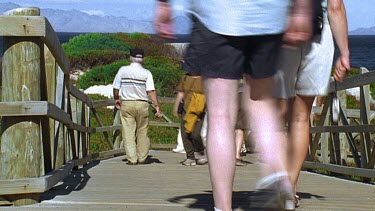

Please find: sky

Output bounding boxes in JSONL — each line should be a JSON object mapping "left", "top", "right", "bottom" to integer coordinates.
{"left": 6, "top": 0, "right": 375, "bottom": 31}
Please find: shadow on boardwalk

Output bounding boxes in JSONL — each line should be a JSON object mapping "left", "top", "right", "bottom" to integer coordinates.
{"left": 168, "top": 190, "right": 325, "bottom": 211}
{"left": 10, "top": 150, "right": 375, "bottom": 210}
{"left": 41, "top": 160, "right": 100, "bottom": 201}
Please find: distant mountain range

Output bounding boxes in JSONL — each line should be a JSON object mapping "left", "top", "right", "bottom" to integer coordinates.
{"left": 0, "top": 2, "right": 191, "bottom": 34}
{"left": 1, "top": 2, "right": 374, "bottom": 35}
{"left": 349, "top": 27, "right": 375, "bottom": 35}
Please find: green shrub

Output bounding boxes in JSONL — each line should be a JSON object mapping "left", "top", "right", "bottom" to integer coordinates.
{"left": 113, "top": 32, "right": 179, "bottom": 58}
{"left": 62, "top": 33, "right": 131, "bottom": 53}
{"left": 68, "top": 50, "right": 127, "bottom": 70}
{"left": 143, "top": 57, "right": 185, "bottom": 97}
{"left": 76, "top": 59, "right": 130, "bottom": 89}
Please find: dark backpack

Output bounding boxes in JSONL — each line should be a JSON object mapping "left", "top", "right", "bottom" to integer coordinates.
{"left": 313, "top": 0, "right": 324, "bottom": 35}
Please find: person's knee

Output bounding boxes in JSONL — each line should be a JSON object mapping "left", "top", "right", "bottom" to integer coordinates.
{"left": 292, "top": 111, "right": 310, "bottom": 123}
{"left": 248, "top": 78, "right": 274, "bottom": 100}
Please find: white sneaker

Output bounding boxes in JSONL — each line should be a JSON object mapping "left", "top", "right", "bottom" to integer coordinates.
{"left": 181, "top": 158, "right": 196, "bottom": 166}
{"left": 196, "top": 157, "right": 208, "bottom": 165}
{"left": 172, "top": 147, "right": 186, "bottom": 153}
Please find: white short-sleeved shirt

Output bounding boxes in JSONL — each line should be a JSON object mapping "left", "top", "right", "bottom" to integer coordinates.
{"left": 187, "top": 0, "right": 290, "bottom": 36}
{"left": 113, "top": 63, "right": 155, "bottom": 101}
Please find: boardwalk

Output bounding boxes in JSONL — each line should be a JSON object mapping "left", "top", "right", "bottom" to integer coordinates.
{"left": 1, "top": 150, "right": 374, "bottom": 211}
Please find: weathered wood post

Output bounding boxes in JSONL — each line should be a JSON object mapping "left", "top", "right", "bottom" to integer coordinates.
{"left": 338, "top": 89, "right": 348, "bottom": 164}
{"left": 0, "top": 7, "right": 43, "bottom": 205}
{"left": 359, "top": 67, "right": 372, "bottom": 169}
{"left": 44, "top": 46, "right": 58, "bottom": 169}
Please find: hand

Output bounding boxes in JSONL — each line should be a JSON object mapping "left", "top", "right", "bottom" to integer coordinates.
{"left": 154, "top": 106, "right": 163, "bottom": 118}
{"left": 154, "top": 1, "right": 175, "bottom": 40}
{"left": 115, "top": 99, "right": 121, "bottom": 110}
{"left": 283, "top": 14, "right": 313, "bottom": 48}
{"left": 334, "top": 54, "right": 350, "bottom": 82}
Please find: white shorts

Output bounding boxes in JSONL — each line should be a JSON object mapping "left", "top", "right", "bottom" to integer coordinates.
{"left": 274, "top": 22, "right": 334, "bottom": 99}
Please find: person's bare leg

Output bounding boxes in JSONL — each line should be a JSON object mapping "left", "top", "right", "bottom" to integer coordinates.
{"left": 243, "top": 75, "right": 288, "bottom": 180}
{"left": 235, "top": 129, "right": 244, "bottom": 160}
{"left": 288, "top": 95, "right": 315, "bottom": 193}
{"left": 203, "top": 77, "right": 238, "bottom": 211}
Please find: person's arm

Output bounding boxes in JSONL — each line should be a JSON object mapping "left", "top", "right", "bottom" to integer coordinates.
{"left": 328, "top": 0, "right": 351, "bottom": 82}
{"left": 283, "top": 0, "right": 313, "bottom": 47}
{"left": 113, "top": 88, "right": 121, "bottom": 110}
{"left": 154, "top": 0, "right": 175, "bottom": 39}
{"left": 147, "top": 90, "right": 163, "bottom": 117}
{"left": 173, "top": 91, "right": 185, "bottom": 117}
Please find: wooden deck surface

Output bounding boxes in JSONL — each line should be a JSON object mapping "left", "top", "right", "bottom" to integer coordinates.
{"left": 2, "top": 150, "right": 374, "bottom": 211}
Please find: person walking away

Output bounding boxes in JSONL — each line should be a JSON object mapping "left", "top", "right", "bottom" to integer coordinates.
{"left": 275, "top": 0, "right": 350, "bottom": 207}
{"left": 113, "top": 48, "right": 163, "bottom": 165}
{"left": 155, "top": 0, "right": 313, "bottom": 210}
{"left": 173, "top": 73, "right": 207, "bottom": 166}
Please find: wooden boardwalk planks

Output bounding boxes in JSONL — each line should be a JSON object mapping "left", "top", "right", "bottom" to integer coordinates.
{"left": 10, "top": 150, "right": 375, "bottom": 211}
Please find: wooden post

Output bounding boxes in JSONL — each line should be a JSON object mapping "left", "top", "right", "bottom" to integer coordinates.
{"left": 54, "top": 67, "right": 66, "bottom": 169}
{"left": 359, "top": 68, "right": 372, "bottom": 169}
{"left": 113, "top": 109, "right": 122, "bottom": 149}
{"left": 321, "top": 109, "right": 330, "bottom": 164}
{"left": 0, "top": 7, "right": 42, "bottom": 205}
{"left": 338, "top": 89, "right": 348, "bottom": 165}
{"left": 44, "top": 46, "right": 58, "bottom": 170}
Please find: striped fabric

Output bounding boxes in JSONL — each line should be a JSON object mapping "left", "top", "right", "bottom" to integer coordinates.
{"left": 113, "top": 63, "right": 155, "bottom": 101}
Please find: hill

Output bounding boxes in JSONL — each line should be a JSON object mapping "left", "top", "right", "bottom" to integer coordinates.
{"left": 0, "top": 2, "right": 191, "bottom": 34}
{"left": 349, "top": 26, "right": 375, "bottom": 35}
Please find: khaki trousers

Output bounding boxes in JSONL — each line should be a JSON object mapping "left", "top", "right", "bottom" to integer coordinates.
{"left": 120, "top": 101, "right": 150, "bottom": 163}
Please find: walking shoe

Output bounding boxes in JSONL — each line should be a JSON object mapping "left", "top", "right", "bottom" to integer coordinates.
{"left": 126, "top": 161, "right": 137, "bottom": 165}
{"left": 196, "top": 157, "right": 208, "bottom": 165}
{"left": 172, "top": 147, "right": 186, "bottom": 153}
{"left": 236, "top": 158, "right": 247, "bottom": 166}
{"left": 254, "top": 172, "right": 295, "bottom": 210}
{"left": 138, "top": 159, "right": 149, "bottom": 165}
{"left": 294, "top": 195, "right": 300, "bottom": 208}
{"left": 181, "top": 158, "right": 196, "bottom": 166}
{"left": 283, "top": 191, "right": 296, "bottom": 211}
{"left": 255, "top": 171, "right": 289, "bottom": 190}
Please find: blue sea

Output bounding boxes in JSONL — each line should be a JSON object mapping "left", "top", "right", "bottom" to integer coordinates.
{"left": 0, "top": 33, "right": 374, "bottom": 70}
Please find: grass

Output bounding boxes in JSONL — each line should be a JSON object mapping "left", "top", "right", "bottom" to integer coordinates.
{"left": 88, "top": 96, "right": 180, "bottom": 153}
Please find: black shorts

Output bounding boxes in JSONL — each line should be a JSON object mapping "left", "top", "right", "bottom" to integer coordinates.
{"left": 183, "top": 17, "right": 283, "bottom": 80}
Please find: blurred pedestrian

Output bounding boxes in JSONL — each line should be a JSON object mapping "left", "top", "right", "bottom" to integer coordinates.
{"left": 173, "top": 73, "right": 207, "bottom": 166}
{"left": 155, "top": 0, "right": 312, "bottom": 210}
{"left": 275, "top": 0, "right": 350, "bottom": 207}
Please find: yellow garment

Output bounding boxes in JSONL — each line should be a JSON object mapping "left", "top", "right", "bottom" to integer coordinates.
{"left": 183, "top": 92, "right": 206, "bottom": 133}
{"left": 176, "top": 75, "right": 204, "bottom": 111}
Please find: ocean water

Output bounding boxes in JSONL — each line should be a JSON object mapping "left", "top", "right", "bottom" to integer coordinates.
{"left": 0, "top": 33, "right": 374, "bottom": 70}
{"left": 342, "top": 35, "right": 375, "bottom": 71}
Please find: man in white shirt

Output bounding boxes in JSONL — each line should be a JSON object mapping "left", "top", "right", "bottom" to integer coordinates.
{"left": 113, "top": 48, "right": 162, "bottom": 165}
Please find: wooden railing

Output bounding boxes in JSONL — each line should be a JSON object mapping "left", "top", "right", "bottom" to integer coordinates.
{"left": 306, "top": 67, "right": 375, "bottom": 180}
